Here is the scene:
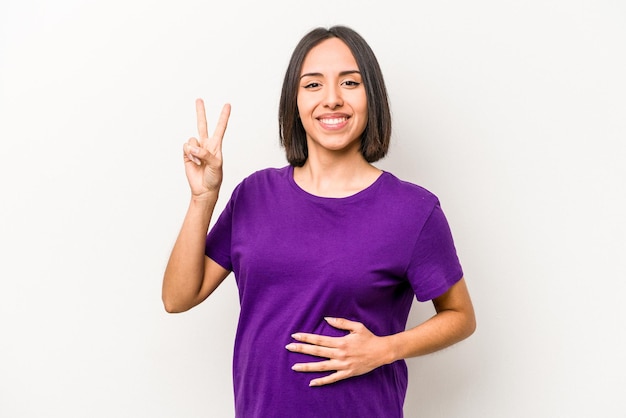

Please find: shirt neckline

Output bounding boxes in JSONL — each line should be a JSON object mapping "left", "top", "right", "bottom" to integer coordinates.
{"left": 285, "top": 164, "right": 388, "bottom": 204}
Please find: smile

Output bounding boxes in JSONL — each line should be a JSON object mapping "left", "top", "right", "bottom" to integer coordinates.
{"left": 318, "top": 117, "right": 348, "bottom": 128}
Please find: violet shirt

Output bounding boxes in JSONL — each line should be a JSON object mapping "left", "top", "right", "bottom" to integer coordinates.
{"left": 206, "top": 165, "right": 463, "bottom": 418}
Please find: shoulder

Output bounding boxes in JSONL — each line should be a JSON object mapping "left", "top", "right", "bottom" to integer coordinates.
{"left": 229, "top": 165, "right": 291, "bottom": 200}
{"left": 240, "top": 165, "right": 290, "bottom": 186}
{"left": 379, "top": 171, "right": 440, "bottom": 207}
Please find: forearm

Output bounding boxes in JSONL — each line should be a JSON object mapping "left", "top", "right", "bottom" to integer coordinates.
{"left": 385, "top": 307, "right": 476, "bottom": 363}
{"left": 385, "top": 277, "right": 475, "bottom": 362}
{"left": 287, "top": 301, "right": 475, "bottom": 387}
{"left": 162, "top": 193, "right": 219, "bottom": 312}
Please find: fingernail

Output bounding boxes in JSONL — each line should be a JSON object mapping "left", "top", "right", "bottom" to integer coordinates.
{"left": 291, "top": 333, "right": 301, "bottom": 339}
{"left": 190, "top": 146, "right": 200, "bottom": 154}
{"left": 324, "top": 317, "right": 336, "bottom": 323}
{"left": 291, "top": 364, "right": 301, "bottom": 371}
{"left": 285, "top": 343, "right": 295, "bottom": 350}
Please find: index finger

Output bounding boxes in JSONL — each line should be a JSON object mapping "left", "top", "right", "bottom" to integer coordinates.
{"left": 196, "top": 98, "right": 208, "bottom": 140}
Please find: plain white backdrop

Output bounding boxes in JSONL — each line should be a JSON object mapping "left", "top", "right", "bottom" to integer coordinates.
{"left": 1, "top": 0, "right": 625, "bottom": 417}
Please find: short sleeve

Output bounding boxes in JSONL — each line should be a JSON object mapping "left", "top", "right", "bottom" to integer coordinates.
{"left": 406, "top": 202, "right": 463, "bottom": 301}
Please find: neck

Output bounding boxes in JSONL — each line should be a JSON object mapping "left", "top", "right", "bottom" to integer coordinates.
{"left": 293, "top": 151, "right": 382, "bottom": 198}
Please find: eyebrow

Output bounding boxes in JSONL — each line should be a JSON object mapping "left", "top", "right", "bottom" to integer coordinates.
{"left": 300, "top": 70, "right": 361, "bottom": 79}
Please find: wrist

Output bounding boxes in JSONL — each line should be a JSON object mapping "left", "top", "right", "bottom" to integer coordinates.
{"left": 188, "top": 192, "right": 219, "bottom": 221}
{"left": 191, "top": 190, "right": 219, "bottom": 205}
{"left": 380, "top": 334, "right": 399, "bottom": 365}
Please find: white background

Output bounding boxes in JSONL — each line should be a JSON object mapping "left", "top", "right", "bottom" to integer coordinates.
{"left": 1, "top": 0, "right": 625, "bottom": 417}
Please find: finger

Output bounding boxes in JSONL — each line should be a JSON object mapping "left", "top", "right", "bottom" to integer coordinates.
{"left": 188, "top": 144, "right": 214, "bottom": 163}
{"left": 291, "top": 359, "right": 336, "bottom": 373}
{"left": 183, "top": 137, "right": 201, "bottom": 153}
{"left": 309, "top": 371, "right": 350, "bottom": 387}
{"left": 196, "top": 98, "right": 209, "bottom": 140}
{"left": 325, "top": 317, "right": 363, "bottom": 333}
{"left": 285, "top": 342, "right": 335, "bottom": 359}
{"left": 187, "top": 154, "right": 202, "bottom": 166}
{"left": 209, "top": 103, "right": 231, "bottom": 150}
{"left": 183, "top": 138, "right": 202, "bottom": 165}
{"left": 290, "top": 332, "right": 337, "bottom": 347}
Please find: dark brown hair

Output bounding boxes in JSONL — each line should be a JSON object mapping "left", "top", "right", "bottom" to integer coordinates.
{"left": 278, "top": 25, "right": 392, "bottom": 166}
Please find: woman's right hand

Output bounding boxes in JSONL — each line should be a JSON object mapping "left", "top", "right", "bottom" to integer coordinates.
{"left": 183, "top": 98, "right": 231, "bottom": 199}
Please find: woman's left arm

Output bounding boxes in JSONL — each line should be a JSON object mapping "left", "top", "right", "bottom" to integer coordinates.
{"left": 286, "top": 277, "right": 476, "bottom": 387}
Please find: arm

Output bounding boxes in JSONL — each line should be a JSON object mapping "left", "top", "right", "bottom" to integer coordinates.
{"left": 162, "top": 194, "right": 230, "bottom": 313}
{"left": 387, "top": 276, "right": 476, "bottom": 359}
{"left": 286, "top": 277, "right": 475, "bottom": 386}
{"left": 162, "top": 99, "right": 232, "bottom": 313}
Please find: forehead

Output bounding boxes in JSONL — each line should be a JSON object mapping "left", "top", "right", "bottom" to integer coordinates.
{"left": 300, "top": 37, "right": 358, "bottom": 74}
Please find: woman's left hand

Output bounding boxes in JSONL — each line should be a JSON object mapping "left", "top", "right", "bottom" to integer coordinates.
{"left": 285, "top": 317, "right": 394, "bottom": 387}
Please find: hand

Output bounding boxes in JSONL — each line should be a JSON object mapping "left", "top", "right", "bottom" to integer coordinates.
{"left": 183, "top": 98, "right": 231, "bottom": 199}
{"left": 285, "top": 317, "right": 394, "bottom": 387}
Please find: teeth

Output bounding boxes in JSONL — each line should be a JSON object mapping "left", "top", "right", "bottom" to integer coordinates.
{"left": 320, "top": 117, "right": 346, "bottom": 125}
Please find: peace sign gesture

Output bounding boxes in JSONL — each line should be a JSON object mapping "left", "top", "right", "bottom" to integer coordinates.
{"left": 183, "top": 99, "right": 231, "bottom": 199}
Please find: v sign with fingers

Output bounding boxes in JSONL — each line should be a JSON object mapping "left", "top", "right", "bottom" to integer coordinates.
{"left": 183, "top": 98, "right": 231, "bottom": 199}
{"left": 161, "top": 99, "right": 231, "bottom": 314}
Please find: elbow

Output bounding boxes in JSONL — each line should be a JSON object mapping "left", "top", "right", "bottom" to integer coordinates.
{"left": 467, "top": 317, "right": 477, "bottom": 339}
{"left": 162, "top": 276, "right": 195, "bottom": 313}
{"left": 463, "top": 310, "right": 477, "bottom": 339}
{"left": 163, "top": 301, "right": 188, "bottom": 314}
{"left": 163, "top": 301, "right": 180, "bottom": 314}
{"left": 162, "top": 294, "right": 190, "bottom": 314}
{"left": 162, "top": 298, "right": 179, "bottom": 314}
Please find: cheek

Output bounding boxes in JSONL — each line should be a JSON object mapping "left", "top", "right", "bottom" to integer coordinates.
{"left": 296, "top": 95, "right": 312, "bottom": 115}
{"left": 349, "top": 90, "right": 368, "bottom": 116}
{"left": 356, "top": 99, "right": 368, "bottom": 124}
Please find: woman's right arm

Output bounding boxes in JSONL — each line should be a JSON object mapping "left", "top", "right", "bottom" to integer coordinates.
{"left": 162, "top": 99, "right": 232, "bottom": 313}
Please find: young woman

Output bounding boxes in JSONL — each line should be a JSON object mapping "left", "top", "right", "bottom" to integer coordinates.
{"left": 163, "top": 25, "right": 475, "bottom": 418}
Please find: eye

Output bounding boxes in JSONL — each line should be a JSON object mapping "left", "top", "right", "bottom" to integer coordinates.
{"left": 303, "top": 82, "right": 321, "bottom": 89}
{"left": 342, "top": 80, "right": 361, "bottom": 88}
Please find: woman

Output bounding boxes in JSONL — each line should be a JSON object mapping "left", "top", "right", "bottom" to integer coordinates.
{"left": 163, "top": 25, "right": 475, "bottom": 418}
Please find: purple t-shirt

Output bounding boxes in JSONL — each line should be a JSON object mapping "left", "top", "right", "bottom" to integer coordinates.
{"left": 206, "top": 165, "right": 463, "bottom": 418}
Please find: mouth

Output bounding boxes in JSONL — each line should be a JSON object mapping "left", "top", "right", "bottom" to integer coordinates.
{"left": 318, "top": 116, "right": 349, "bottom": 129}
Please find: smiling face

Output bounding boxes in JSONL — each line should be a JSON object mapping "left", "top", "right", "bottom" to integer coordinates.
{"left": 296, "top": 37, "right": 368, "bottom": 160}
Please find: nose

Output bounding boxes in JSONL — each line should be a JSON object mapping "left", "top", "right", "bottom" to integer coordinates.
{"left": 323, "top": 84, "right": 343, "bottom": 109}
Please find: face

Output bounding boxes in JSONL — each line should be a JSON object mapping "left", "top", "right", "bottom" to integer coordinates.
{"left": 297, "top": 37, "right": 368, "bottom": 158}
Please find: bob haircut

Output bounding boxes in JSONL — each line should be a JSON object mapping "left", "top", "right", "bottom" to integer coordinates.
{"left": 279, "top": 25, "right": 392, "bottom": 167}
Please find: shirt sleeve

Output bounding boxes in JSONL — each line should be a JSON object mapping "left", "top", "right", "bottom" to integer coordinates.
{"left": 406, "top": 201, "right": 463, "bottom": 302}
